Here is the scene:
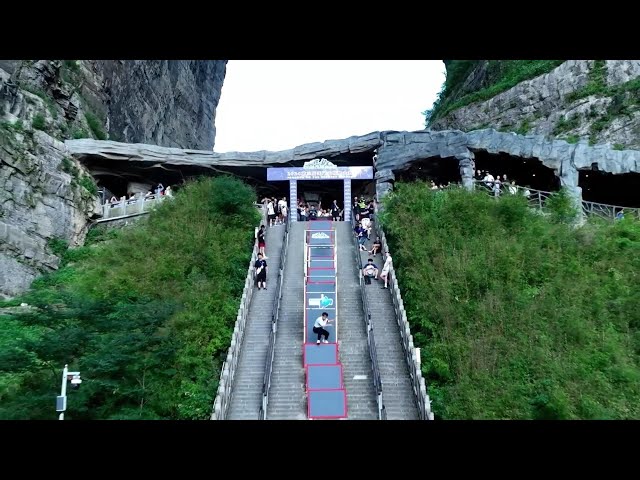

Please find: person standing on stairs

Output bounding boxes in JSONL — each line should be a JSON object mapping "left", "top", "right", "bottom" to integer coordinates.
{"left": 256, "top": 225, "right": 267, "bottom": 258}
{"left": 255, "top": 253, "right": 268, "bottom": 290}
{"left": 331, "top": 200, "right": 341, "bottom": 221}
{"left": 380, "top": 250, "right": 392, "bottom": 289}
{"left": 313, "top": 312, "right": 333, "bottom": 344}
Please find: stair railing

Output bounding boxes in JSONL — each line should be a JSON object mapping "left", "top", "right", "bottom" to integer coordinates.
{"left": 211, "top": 204, "right": 267, "bottom": 420}
{"left": 259, "top": 215, "right": 291, "bottom": 419}
{"left": 350, "top": 214, "right": 387, "bottom": 420}
{"left": 373, "top": 208, "right": 434, "bottom": 421}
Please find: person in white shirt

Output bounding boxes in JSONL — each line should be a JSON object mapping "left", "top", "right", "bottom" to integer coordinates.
{"left": 483, "top": 173, "right": 495, "bottom": 190}
{"left": 277, "top": 197, "right": 287, "bottom": 225}
{"left": 267, "top": 200, "right": 276, "bottom": 227}
{"left": 379, "top": 251, "right": 393, "bottom": 289}
{"left": 313, "top": 312, "right": 332, "bottom": 344}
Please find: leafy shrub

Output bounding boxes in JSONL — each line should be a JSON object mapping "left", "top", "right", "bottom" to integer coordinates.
{"left": 32, "top": 113, "right": 46, "bottom": 131}
{"left": 0, "top": 176, "right": 260, "bottom": 420}
{"left": 84, "top": 111, "right": 107, "bottom": 140}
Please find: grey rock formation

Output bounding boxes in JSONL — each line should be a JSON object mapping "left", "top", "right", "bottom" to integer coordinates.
{"left": 85, "top": 61, "right": 227, "bottom": 150}
{"left": 68, "top": 128, "right": 640, "bottom": 203}
{"left": 66, "top": 131, "right": 383, "bottom": 167}
{"left": 0, "top": 129, "right": 100, "bottom": 298}
{"left": 430, "top": 60, "right": 640, "bottom": 149}
{"left": 0, "top": 60, "right": 227, "bottom": 298}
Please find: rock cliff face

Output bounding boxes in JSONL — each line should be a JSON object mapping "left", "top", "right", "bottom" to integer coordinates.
{"left": 430, "top": 60, "right": 640, "bottom": 149}
{"left": 84, "top": 60, "right": 227, "bottom": 150}
{"left": 0, "top": 60, "right": 227, "bottom": 298}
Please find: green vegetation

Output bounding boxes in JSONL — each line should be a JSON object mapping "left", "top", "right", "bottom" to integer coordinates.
{"left": 60, "top": 60, "right": 85, "bottom": 91}
{"left": 560, "top": 62, "right": 640, "bottom": 145}
{"left": 514, "top": 120, "right": 531, "bottom": 136}
{"left": 613, "top": 143, "right": 625, "bottom": 151}
{"left": 381, "top": 183, "right": 640, "bottom": 419}
{"left": 63, "top": 60, "right": 81, "bottom": 73}
{"left": 47, "top": 238, "right": 69, "bottom": 257}
{"left": 0, "top": 119, "right": 24, "bottom": 133}
{"left": 552, "top": 114, "right": 581, "bottom": 136}
{"left": 0, "top": 177, "right": 260, "bottom": 419}
{"left": 60, "top": 157, "right": 74, "bottom": 174}
{"left": 566, "top": 60, "right": 607, "bottom": 103}
{"left": 21, "top": 84, "right": 58, "bottom": 119}
{"left": 32, "top": 113, "right": 46, "bottom": 131}
{"left": 79, "top": 175, "right": 98, "bottom": 196}
{"left": 426, "top": 60, "right": 565, "bottom": 124}
{"left": 72, "top": 128, "right": 90, "bottom": 139}
{"left": 565, "top": 135, "right": 580, "bottom": 144}
{"left": 84, "top": 111, "right": 107, "bottom": 140}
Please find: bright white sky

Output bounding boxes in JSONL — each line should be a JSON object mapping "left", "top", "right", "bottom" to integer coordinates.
{"left": 213, "top": 60, "right": 446, "bottom": 153}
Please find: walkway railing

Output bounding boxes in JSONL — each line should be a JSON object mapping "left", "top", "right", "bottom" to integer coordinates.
{"left": 471, "top": 181, "right": 640, "bottom": 221}
{"left": 373, "top": 216, "right": 434, "bottom": 421}
{"left": 97, "top": 194, "right": 169, "bottom": 222}
{"left": 211, "top": 204, "right": 267, "bottom": 420}
{"left": 350, "top": 216, "right": 386, "bottom": 420}
{"left": 259, "top": 216, "right": 290, "bottom": 420}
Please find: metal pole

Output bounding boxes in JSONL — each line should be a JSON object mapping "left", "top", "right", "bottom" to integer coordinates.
{"left": 59, "top": 364, "right": 68, "bottom": 421}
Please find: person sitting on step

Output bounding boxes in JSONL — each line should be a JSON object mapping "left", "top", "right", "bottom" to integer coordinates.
{"left": 362, "top": 258, "right": 379, "bottom": 283}
{"left": 313, "top": 312, "right": 333, "bottom": 345}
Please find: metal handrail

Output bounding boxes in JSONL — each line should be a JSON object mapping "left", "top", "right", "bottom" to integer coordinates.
{"left": 351, "top": 215, "right": 386, "bottom": 420}
{"left": 259, "top": 216, "right": 290, "bottom": 420}
{"left": 470, "top": 180, "right": 640, "bottom": 220}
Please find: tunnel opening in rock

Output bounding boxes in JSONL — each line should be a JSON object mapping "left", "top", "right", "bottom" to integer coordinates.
{"left": 291, "top": 180, "right": 374, "bottom": 213}
{"left": 78, "top": 149, "right": 377, "bottom": 205}
{"left": 394, "top": 156, "right": 461, "bottom": 186}
{"left": 579, "top": 170, "right": 640, "bottom": 208}
{"left": 471, "top": 150, "right": 560, "bottom": 191}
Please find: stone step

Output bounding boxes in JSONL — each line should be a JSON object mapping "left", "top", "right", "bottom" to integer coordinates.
{"left": 227, "top": 226, "right": 286, "bottom": 420}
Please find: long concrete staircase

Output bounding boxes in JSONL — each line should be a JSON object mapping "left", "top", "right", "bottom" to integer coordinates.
{"left": 335, "top": 222, "right": 378, "bottom": 419}
{"left": 227, "top": 225, "right": 285, "bottom": 419}
{"left": 266, "top": 222, "right": 307, "bottom": 419}
{"left": 359, "top": 225, "right": 419, "bottom": 420}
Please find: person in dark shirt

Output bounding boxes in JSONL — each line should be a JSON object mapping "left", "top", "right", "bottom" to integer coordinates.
{"left": 369, "top": 239, "right": 382, "bottom": 256}
{"left": 354, "top": 223, "right": 367, "bottom": 250}
{"left": 331, "top": 200, "right": 341, "bottom": 221}
{"left": 362, "top": 258, "right": 379, "bottom": 280}
{"left": 368, "top": 201, "right": 375, "bottom": 221}
{"left": 257, "top": 225, "right": 266, "bottom": 257}
{"left": 255, "top": 253, "right": 268, "bottom": 290}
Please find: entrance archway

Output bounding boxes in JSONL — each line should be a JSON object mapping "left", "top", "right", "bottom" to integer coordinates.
{"left": 267, "top": 158, "right": 374, "bottom": 222}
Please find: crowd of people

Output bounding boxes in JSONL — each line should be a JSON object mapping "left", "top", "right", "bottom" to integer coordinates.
{"left": 262, "top": 197, "right": 288, "bottom": 227}
{"left": 474, "top": 170, "right": 527, "bottom": 197}
{"left": 106, "top": 183, "right": 174, "bottom": 207}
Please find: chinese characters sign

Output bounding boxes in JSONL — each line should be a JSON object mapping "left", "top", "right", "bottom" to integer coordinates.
{"left": 267, "top": 166, "right": 373, "bottom": 181}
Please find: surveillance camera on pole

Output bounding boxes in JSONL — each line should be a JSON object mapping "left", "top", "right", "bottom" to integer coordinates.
{"left": 57, "top": 364, "right": 81, "bottom": 420}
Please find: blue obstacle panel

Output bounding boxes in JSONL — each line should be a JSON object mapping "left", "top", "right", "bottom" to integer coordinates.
{"left": 307, "top": 230, "right": 335, "bottom": 246}
{"left": 306, "top": 309, "right": 336, "bottom": 344}
{"left": 308, "top": 220, "right": 333, "bottom": 230}
{"left": 305, "top": 282, "right": 336, "bottom": 293}
{"left": 307, "top": 267, "right": 336, "bottom": 279}
{"left": 306, "top": 364, "right": 343, "bottom": 390}
{"left": 310, "top": 259, "right": 334, "bottom": 268}
{"left": 308, "top": 389, "right": 347, "bottom": 419}
{"left": 309, "top": 246, "right": 334, "bottom": 258}
{"left": 303, "top": 342, "right": 338, "bottom": 366}
{"left": 306, "top": 292, "right": 336, "bottom": 309}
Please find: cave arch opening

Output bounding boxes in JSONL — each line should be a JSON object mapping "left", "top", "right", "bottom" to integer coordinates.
{"left": 394, "top": 156, "right": 461, "bottom": 186}
{"left": 579, "top": 170, "right": 640, "bottom": 208}
{"left": 471, "top": 150, "right": 560, "bottom": 192}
